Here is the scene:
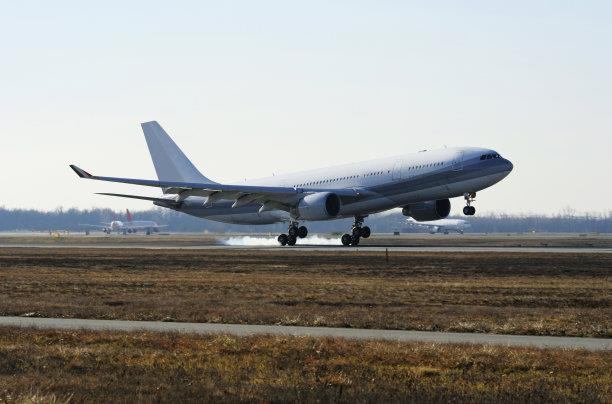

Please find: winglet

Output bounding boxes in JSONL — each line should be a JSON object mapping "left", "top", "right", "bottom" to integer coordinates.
{"left": 69, "top": 165, "right": 93, "bottom": 179}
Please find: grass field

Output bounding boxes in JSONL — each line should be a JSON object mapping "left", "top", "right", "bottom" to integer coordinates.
{"left": 0, "top": 248, "right": 609, "bottom": 337}
{"left": 0, "top": 327, "right": 609, "bottom": 402}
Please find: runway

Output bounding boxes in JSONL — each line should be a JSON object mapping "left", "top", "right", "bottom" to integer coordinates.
{"left": 1, "top": 316, "right": 609, "bottom": 350}
{"left": 1, "top": 243, "right": 610, "bottom": 253}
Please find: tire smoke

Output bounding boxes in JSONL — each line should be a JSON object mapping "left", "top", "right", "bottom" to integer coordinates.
{"left": 220, "top": 235, "right": 341, "bottom": 246}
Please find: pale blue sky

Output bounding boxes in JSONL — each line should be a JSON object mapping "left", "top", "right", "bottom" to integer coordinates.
{"left": 1, "top": 1, "right": 610, "bottom": 214}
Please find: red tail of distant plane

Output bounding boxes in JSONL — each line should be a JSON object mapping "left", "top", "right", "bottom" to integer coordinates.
{"left": 126, "top": 209, "right": 133, "bottom": 222}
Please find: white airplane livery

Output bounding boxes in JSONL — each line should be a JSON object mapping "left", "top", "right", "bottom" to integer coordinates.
{"left": 406, "top": 217, "right": 471, "bottom": 234}
{"left": 70, "top": 121, "right": 513, "bottom": 246}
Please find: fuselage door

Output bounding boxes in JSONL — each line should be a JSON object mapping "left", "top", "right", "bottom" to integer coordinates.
{"left": 452, "top": 151, "right": 464, "bottom": 171}
{"left": 392, "top": 159, "right": 403, "bottom": 180}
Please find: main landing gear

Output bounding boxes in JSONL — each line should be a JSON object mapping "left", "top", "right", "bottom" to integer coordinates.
{"left": 341, "top": 216, "right": 371, "bottom": 246}
{"left": 463, "top": 192, "right": 476, "bottom": 216}
{"left": 277, "top": 222, "right": 308, "bottom": 246}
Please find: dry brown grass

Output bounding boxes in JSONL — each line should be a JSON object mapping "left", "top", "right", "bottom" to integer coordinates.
{"left": 0, "top": 327, "right": 610, "bottom": 402}
{"left": 0, "top": 248, "right": 610, "bottom": 337}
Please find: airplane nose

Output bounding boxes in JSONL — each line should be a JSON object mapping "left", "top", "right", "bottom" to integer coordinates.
{"left": 505, "top": 159, "right": 514, "bottom": 172}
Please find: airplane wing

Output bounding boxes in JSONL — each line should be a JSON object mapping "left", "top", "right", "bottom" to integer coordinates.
{"left": 78, "top": 224, "right": 109, "bottom": 229}
{"left": 70, "top": 165, "right": 365, "bottom": 211}
{"left": 96, "top": 193, "right": 179, "bottom": 206}
{"left": 124, "top": 224, "right": 168, "bottom": 230}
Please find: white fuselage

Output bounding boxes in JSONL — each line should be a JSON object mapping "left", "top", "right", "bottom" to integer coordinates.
{"left": 171, "top": 146, "right": 513, "bottom": 225}
{"left": 407, "top": 217, "right": 471, "bottom": 234}
{"left": 109, "top": 220, "right": 160, "bottom": 231}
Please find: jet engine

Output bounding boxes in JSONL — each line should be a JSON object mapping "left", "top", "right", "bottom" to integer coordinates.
{"left": 402, "top": 199, "right": 451, "bottom": 221}
{"left": 293, "top": 192, "right": 341, "bottom": 220}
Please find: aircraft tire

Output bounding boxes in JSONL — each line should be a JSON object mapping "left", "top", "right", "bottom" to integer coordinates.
{"left": 278, "top": 234, "right": 288, "bottom": 246}
{"left": 287, "top": 235, "right": 297, "bottom": 246}
{"left": 463, "top": 206, "right": 476, "bottom": 216}
{"left": 298, "top": 226, "right": 308, "bottom": 238}
{"left": 361, "top": 226, "right": 371, "bottom": 238}
{"left": 341, "top": 234, "right": 352, "bottom": 246}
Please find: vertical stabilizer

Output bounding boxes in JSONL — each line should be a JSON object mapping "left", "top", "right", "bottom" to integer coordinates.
{"left": 126, "top": 209, "right": 133, "bottom": 222}
{"left": 141, "top": 121, "right": 214, "bottom": 188}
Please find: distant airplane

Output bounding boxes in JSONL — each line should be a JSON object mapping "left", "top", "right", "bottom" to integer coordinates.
{"left": 70, "top": 121, "right": 512, "bottom": 246}
{"left": 406, "top": 217, "right": 471, "bottom": 234}
{"left": 80, "top": 209, "right": 166, "bottom": 235}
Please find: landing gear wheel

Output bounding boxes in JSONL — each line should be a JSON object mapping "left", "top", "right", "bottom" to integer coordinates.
{"left": 278, "top": 234, "right": 288, "bottom": 246}
{"left": 298, "top": 226, "right": 308, "bottom": 239}
{"left": 463, "top": 206, "right": 476, "bottom": 216}
{"left": 288, "top": 226, "right": 298, "bottom": 238}
{"left": 345, "top": 216, "right": 368, "bottom": 246}
{"left": 463, "top": 192, "right": 476, "bottom": 216}
{"left": 287, "top": 236, "right": 297, "bottom": 246}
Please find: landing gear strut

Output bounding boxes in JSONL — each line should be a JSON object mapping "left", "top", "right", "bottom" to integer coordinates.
{"left": 277, "top": 222, "right": 308, "bottom": 246}
{"left": 341, "top": 216, "right": 371, "bottom": 246}
{"left": 463, "top": 192, "right": 476, "bottom": 216}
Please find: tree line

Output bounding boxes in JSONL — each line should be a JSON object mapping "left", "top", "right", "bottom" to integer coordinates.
{"left": 0, "top": 207, "right": 610, "bottom": 233}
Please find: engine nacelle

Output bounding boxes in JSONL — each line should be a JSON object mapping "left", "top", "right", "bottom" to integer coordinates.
{"left": 293, "top": 192, "right": 341, "bottom": 220}
{"left": 402, "top": 199, "right": 451, "bottom": 222}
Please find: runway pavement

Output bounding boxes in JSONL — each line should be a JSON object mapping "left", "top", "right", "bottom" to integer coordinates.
{"left": 1, "top": 316, "right": 610, "bottom": 350}
{"left": 1, "top": 243, "right": 611, "bottom": 253}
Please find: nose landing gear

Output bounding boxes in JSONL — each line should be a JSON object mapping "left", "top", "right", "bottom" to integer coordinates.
{"left": 341, "top": 216, "right": 371, "bottom": 246}
{"left": 463, "top": 192, "right": 476, "bottom": 216}
{"left": 277, "top": 222, "right": 308, "bottom": 246}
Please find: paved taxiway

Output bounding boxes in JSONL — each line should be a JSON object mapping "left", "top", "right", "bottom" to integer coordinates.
{"left": 1, "top": 316, "right": 609, "bottom": 350}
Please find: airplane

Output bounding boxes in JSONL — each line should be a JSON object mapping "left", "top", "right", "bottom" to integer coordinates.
{"left": 406, "top": 217, "right": 471, "bottom": 234}
{"left": 80, "top": 209, "right": 165, "bottom": 235}
{"left": 70, "top": 121, "right": 513, "bottom": 246}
